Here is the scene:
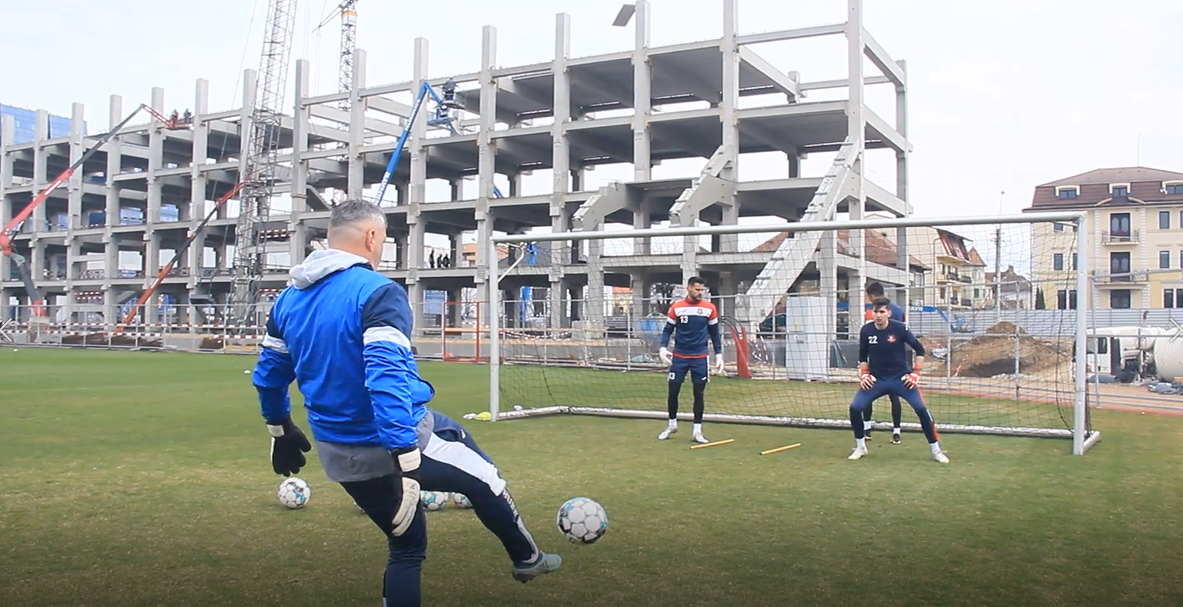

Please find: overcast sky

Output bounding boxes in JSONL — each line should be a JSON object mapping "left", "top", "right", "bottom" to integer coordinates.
{"left": 2, "top": 0, "right": 1180, "bottom": 260}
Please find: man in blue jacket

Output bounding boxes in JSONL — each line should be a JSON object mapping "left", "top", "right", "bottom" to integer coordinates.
{"left": 252, "top": 200, "right": 561, "bottom": 607}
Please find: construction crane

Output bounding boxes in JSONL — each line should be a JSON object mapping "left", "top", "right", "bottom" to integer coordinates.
{"left": 0, "top": 104, "right": 191, "bottom": 319}
{"left": 230, "top": 0, "right": 299, "bottom": 323}
{"left": 373, "top": 79, "right": 507, "bottom": 204}
{"left": 114, "top": 182, "right": 244, "bottom": 333}
{"left": 315, "top": 0, "right": 360, "bottom": 111}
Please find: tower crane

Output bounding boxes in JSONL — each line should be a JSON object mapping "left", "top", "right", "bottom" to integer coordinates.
{"left": 316, "top": 0, "right": 360, "bottom": 111}
{"left": 230, "top": 0, "right": 299, "bottom": 323}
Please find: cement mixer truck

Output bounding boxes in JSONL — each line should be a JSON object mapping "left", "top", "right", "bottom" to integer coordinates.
{"left": 1085, "top": 326, "right": 1183, "bottom": 383}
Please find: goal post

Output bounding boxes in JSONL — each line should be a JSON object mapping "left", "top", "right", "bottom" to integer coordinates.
{"left": 487, "top": 212, "right": 1099, "bottom": 455}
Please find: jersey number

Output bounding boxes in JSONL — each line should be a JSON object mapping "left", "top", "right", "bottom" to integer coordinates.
{"left": 868, "top": 335, "right": 878, "bottom": 344}
{"left": 679, "top": 315, "right": 689, "bottom": 324}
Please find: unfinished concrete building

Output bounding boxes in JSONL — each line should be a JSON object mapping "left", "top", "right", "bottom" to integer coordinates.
{"left": 0, "top": 0, "right": 910, "bottom": 337}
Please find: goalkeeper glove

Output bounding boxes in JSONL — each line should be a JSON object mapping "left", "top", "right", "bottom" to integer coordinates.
{"left": 389, "top": 447, "right": 422, "bottom": 536}
{"left": 267, "top": 418, "right": 312, "bottom": 477}
{"left": 659, "top": 347, "right": 673, "bottom": 365}
{"left": 859, "top": 368, "right": 877, "bottom": 390}
{"left": 713, "top": 353, "right": 725, "bottom": 375}
{"left": 903, "top": 364, "right": 921, "bottom": 389}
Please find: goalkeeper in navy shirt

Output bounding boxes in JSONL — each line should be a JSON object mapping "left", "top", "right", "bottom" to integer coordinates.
{"left": 252, "top": 200, "right": 561, "bottom": 607}
{"left": 861, "top": 281, "right": 907, "bottom": 444}
{"left": 657, "top": 276, "right": 724, "bottom": 444}
{"left": 848, "top": 297, "right": 949, "bottom": 463}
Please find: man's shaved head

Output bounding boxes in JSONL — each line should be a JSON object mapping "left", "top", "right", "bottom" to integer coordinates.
{"left": 327, "top": 199, "right": 388, "bottom": 268}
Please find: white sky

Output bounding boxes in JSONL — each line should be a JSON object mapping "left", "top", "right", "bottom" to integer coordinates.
{"left": 2, "top": 0, "right": 1181, "bottom": 269}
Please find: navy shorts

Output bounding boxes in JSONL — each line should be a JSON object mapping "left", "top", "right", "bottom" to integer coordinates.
{"left": 669, "top": 355, "right": 709, "bottom": 384}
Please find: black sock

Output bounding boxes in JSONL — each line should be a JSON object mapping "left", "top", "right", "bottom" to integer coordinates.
{"left": 692, "top": 383, "right": 705, "bottom": 424}
{"left": 667, "top": 381, "right": 682, "bottom": 420}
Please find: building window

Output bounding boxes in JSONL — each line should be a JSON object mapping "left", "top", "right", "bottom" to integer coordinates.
{"left": 1166, "top": 184, "right": 1183, "bottom": 195}
{"left": 1160, "top": 210, "right": 1171, "bottom": 229}
{"left": 1053, "top": 253, "right": 1064, "bottom": 271}
{"left": 1161, "top": 250, "right": 1171, "bottom": 270}
{"left": 1071, "top": 253, "right": 1077, "bottom": 271}
{"left": 1110, "top": 251, "right": 1131, "bottom": 280}
{"left": 1057, "top": 289, "right": 1077, "bottom": 310}
{"left": 1112, "top": 186, "right": 1128, "bottom": 197}
{"left": 1110, "top": 289, "right": 1132, "bottom": 309}
{"left": 1110, "top": 212, "right": 1131, "bottom": 237}
{"left": 1057, "top": 188, "right": 1078, "bottom": 199}
{"left": 1164, "top": 289, "right": 1181, "bottom": 309}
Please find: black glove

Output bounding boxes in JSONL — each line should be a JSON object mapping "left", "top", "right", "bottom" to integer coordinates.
{"left": 389, "top": 447, "right": 421, "bottom": 536}
{"left": 267, "top": 418, "right": 312, "bottom": 476}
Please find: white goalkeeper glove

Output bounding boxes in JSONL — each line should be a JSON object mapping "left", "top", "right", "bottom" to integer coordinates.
{"left": 659, "top": 347, "right": 672, "bottom": 365}
{"left": 713, "top": 353, "right": 725, "bottom": 375}
{"left": 389, "top": 447, "right": 421, "bottom": 536}
{"left": 859, "top": 368, "right": 877, "bottom": 390}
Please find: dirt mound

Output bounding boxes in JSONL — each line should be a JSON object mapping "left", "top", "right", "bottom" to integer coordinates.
{"left": 951, "top": 331, "right": 1069, "bottom": 378}
{"left": 60, "top": 332, "right": 163, "bottom": 349}
{"left": 984, "top": 321, "right": 1026, "bottom": 335}
{"left": 200, "top": 337, "right": 226, "bottom": 351}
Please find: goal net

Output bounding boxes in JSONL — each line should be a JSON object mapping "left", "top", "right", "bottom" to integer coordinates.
{"left": 488, "top": 212, "right": 1097, "bottom": 454}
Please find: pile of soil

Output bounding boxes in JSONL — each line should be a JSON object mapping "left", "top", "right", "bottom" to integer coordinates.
{"left": 60, "top": 332, "right": 163, "bottom": 349}
{"left": 949, "top": 322, "right": 1068, "bottom": 378}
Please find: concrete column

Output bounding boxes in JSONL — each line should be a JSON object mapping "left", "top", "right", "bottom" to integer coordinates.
{"left": 845, "top": 0, "right": 867, "bottom": 323}
{"left": 190, "top": 78, "right": 210, "bottom": 224}
{"left": 894, "top": 59, "right": 910, "bottom": 307}
{"left": 407, "top": 40, "right": 430, "bottom": 331}
{"left": 632, "top": 1, "right": 651, "bottom": 182}
{"left": 718, "top": 0, "right": 741, "bottom": 254}
{"left": 32, "top": 111, "right": 48, "bottom": 232}
{"left": 105, "top": 95, "right": 122, "bottom": 231}
{"left": 147, "top": 87, "right": 165, "bottom": 223}
{"left": 290, "top": 60, "right": 311, "bottom": 266}
{"left": 549, "top": 13, "right": 572, "bottom": 330}
{"left": 477, "top": 25, "right": 499, "bottom": 333}
{"left": 347, "top": 50, "right": 367, "bottom": 199}
{"left": 67, "top": 103, "right": 85, "bottom": 230}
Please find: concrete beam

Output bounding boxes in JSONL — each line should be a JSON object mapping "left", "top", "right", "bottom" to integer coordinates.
{"left": 862, "top": 29, "right": 906, "bottom": 88}
{"left": 738, "top": 47, "right": 800, "bottom": 101}
{"left": 309, "top": 104, "right": 402, "bottom": 137}
{"left": 365, "top": 95, "right": 413, "bottom": 119}
{"left": 571, "top": 182, "right": 630, "bottom": 231}
{"left": 736, "top": 23, "right": 845, "bottom": 46}
{"left": 799, "top": 75, "right": 890, "bottom": 91}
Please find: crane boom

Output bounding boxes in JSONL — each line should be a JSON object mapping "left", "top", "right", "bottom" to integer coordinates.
{"left": 1, "top": 103, "right": 184, "bottom": 317}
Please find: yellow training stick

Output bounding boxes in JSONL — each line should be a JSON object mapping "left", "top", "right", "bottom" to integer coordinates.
{"left": 760, "top": 443, "right": 801, "bottom": 455}
{"left": 689, "top": 438, "right": 734, "bottom": 450}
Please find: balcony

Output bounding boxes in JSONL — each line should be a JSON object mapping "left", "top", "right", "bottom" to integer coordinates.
{"left": 1101, "top": 229, "right": 1140, "bottom": 245}
{"left": 1092, "top": 269, "right": 1148, "bottom": 287}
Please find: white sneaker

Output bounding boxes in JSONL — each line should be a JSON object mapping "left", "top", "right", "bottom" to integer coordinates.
{"left": 658, "top": 426, "right": 677, "bottom": 440}
{"left": 848, "top": 446, "right": 868, "bottom": 460}
{"left": 691, "top": 433, "right": 709, "bottom": 444}
{"left": 933, "top": 451, "right": 949, "bottom": 464}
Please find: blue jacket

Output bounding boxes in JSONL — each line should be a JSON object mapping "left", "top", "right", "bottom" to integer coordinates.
{"left": 252, "top": 249, "right": 432, "bottom": 451}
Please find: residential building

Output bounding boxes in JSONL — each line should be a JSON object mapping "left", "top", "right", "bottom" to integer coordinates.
{"left": 904, "top": 227, "right": 989, "bottom": 309}
{"left": 1024, "top": 166, "right": 1183, "bottom": 310}
{"left": 985, "top": 265, "right": 1034, "bottom": 310}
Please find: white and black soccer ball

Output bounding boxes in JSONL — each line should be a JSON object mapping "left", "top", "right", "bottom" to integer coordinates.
{"left": 420, "top": 490, "right": 449, "bottom": 511}
{"left": 556, "top": 497, "right": 608, "bottom": 544}
{"left": 277, "top": 478, "right": 310, "bottom": 509}
{"left": 452, "top": 493, "right": 473, "bottom": 509}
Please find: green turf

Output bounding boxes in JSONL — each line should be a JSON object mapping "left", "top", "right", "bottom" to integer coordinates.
{"left": 1, "top": 347, "right": 1181, "bottom": 607}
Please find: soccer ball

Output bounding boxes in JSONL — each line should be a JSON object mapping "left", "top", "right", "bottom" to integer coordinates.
{"left": 556, "top": 497, "right": 608, "bottom": 544}
{"left": 277, "top": 478, "right": 310, "bottom": 509}
{"left": 420, "top": 490, "right": 449, "bottom": 511}
{"left": 452, "top": 493, "right": 473, "bottom": 509}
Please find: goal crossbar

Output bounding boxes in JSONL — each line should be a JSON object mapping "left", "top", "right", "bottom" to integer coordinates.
{"left": 487, "top": 211, "right": 1097, "bottom": 455}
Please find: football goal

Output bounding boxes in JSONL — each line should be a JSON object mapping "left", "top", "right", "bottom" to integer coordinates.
{"left": 486, "top": 212, "right": 1099, "bottom": 455}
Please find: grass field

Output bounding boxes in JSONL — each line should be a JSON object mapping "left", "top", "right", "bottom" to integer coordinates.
{"left": 2, "top": 347, "right": 1182, "bottom": 607}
